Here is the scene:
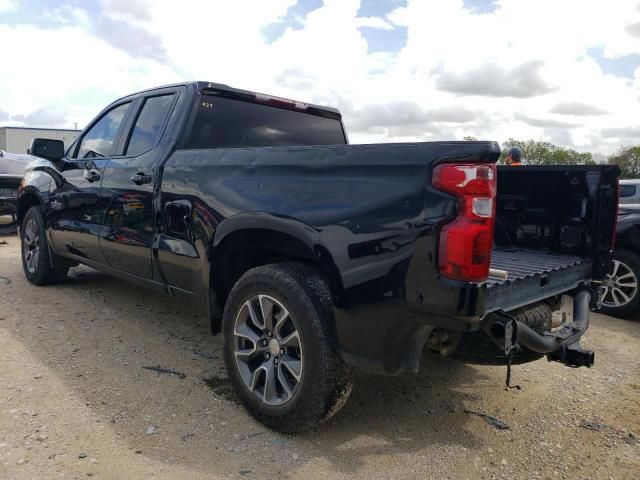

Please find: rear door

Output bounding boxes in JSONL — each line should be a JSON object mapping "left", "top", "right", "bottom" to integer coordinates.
{"left": 48, "top": 101, "right": 133, "bottom": 262}
{"left": 98, "top": 91, "right": 178, "bottom": 279}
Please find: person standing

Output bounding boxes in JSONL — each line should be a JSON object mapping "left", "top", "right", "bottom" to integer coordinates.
{"left": 505, "top": 147, "right": 522, "bottom": 166}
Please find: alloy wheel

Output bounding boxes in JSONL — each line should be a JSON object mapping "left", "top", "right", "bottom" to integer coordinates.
{"left": 23, "top": 218, "right": 40, "bottom": 274}
{"left": 233, "top": 294, "right": 303, "bottom": 406}
{"left": 602, "top": 259, "right": 638, "bottom": 308}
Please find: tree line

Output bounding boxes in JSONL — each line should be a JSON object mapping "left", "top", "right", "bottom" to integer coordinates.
{"left": 464, "top": 137, "right": 640, "bottom": 179}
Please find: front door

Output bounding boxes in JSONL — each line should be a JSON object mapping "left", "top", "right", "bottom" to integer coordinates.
{"left": 48, "top": 101, "right": 133, "bottom": 263}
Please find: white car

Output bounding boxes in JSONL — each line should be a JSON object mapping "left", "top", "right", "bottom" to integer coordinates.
{"left": 0, "top": 150, "right": 37, "bottom": 234}
{"left": 619, "top": 179, "right": 640, "bottom": 206}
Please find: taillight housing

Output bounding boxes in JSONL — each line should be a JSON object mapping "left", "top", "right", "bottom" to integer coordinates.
{"left": 432, "top": 163, "right": 497, "bottom": 282}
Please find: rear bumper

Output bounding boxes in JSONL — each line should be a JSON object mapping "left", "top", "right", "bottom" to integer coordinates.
{"left": 334, "top": 244, "right": 597, "bottom": 375}
{"left": 336, "top": 286, "right": 595, "bottom": 375}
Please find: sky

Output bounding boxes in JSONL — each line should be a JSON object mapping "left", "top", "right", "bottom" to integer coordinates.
{"left": 0, "top": 0, "right": 639, "bottom": 156}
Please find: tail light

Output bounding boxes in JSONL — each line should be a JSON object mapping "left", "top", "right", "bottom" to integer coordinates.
{"left": 432, "top": 163, "right": 497, "bottom": 282}
{"left": 255, "top": 93, "right": 309, "bottom": 110}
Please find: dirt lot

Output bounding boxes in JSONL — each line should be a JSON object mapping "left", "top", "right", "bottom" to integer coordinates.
{"left": 0, "top": 233, "right": 639, "bottom": 480}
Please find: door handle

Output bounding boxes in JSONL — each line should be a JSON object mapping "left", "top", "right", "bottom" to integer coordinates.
{"left": 130, "top": 173, "right": 153, "bottom": 185}
{"left": 83, "top": 169, "right": 101, "bottom": 182}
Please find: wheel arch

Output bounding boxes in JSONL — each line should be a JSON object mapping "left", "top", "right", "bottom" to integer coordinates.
{"left": 206, "top": 214, "right": 343, "bottom": 334}
{"left": 16, "top": 187, "right": 45, "bottom": 225}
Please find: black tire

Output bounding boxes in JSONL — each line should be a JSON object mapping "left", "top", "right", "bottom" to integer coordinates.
{"left": 222, "top": 263, "right": 352, "bottom": 433}
{"left": 451, "top": 302, "right": 552, "bottom": 365}
{"left": 599, "top": 248, "right": 640, "bottom": 319}
{"left": 20, "top": 206, "right": 68, "bottom": 285}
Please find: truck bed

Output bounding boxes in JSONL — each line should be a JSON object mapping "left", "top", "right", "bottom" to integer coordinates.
{"left": 484, "top": 248, "right": 592, "bottom": 313}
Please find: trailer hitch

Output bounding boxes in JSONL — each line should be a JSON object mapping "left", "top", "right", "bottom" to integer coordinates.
{"left": 548, "top": 344, "right": 595, "bottom": 368}
{"left": 481, "top": 288, "right": 595, "bottom": 386}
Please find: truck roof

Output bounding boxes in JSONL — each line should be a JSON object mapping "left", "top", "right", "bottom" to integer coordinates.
{"left": 120, "top": 81, "right": 342, "bottom": 119}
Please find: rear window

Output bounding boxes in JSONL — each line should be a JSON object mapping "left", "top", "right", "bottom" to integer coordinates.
{"left": 620, "top": 185, "right": 637, "bottom": 198}
{"left": 186, "top": 95, "right": 345, "bottom": 149}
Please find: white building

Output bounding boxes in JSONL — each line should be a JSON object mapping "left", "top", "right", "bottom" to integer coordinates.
{"left": 0, "top": 127, "right": 81, "bottom": 154}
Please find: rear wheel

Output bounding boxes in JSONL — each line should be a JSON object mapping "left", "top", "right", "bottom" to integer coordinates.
{"left": 599, "top": 248, "right": 640, "bottom": 319}
{"left": 222, "top": 263, "right": 352, "bottom": 433}
{"left": 21, "top": 206, "right": 68, "bottom": 285}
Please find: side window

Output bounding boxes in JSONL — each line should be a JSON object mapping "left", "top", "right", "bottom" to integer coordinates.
{"left": 75, "top": 102, "right": 131, "bottom": 159}
{"left": 126, "top": 94, "right": 175, "bottom": 156}
{"left": 620, "top": 185, "right": 636, "bottom": 198}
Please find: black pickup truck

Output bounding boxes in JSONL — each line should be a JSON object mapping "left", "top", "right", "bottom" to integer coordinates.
{"left": 17, "top": 81, "right": 619, "bottom": 432}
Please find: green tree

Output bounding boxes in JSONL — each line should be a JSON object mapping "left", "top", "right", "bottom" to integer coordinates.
{"left": 608, "top": 146, "right": 640, "bottom": 179}
{"left": 501, "top": 138, "right": 595, "bottom": 166}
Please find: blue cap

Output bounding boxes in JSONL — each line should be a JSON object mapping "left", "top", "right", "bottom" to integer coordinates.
{"left": 508, "top": 147, "right": 522, "bottom": 162}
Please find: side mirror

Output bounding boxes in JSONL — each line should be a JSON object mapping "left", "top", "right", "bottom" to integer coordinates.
{"left": 30, "top": 138, "right": 65, "bottom": 161}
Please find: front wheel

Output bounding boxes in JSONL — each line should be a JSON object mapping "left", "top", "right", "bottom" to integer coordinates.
{"left": 21, "top": 206, "right": 68, "bottom": 285}
{"left": 222, "top": 263, "right": 352, "bottom": 433}
{"left": 599, "top": 248, "right": 640, "bottom": 319}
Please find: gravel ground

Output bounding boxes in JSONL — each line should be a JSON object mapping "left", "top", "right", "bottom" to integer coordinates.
{"left": 0, "top": 233, "right": 639, "bottom": 480}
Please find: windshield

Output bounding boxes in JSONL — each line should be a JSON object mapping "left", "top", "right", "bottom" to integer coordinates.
{"left": 186, "top": 94, "right": 346, "bottom": 149}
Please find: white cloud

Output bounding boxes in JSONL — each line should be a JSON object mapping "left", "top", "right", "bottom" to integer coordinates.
{"left": 551, "top": 102, "right": 609, "bottom": 116}
{"left": 355, "top": 16, "right": 394, "bottom": 30}
{"left": 0, "top": 23, "right": 180, "bottom": 129}
{"left": 0, "top": 0, "right": 17, "bottom": 13}
{"left": 48, "top": 5, "right": 90, "bottom": 26}
{"left": 100, "top": 0, "right": 153, "bottom": 23}
{"left": 435, "top": 60, "right": 556, "bottom": 98}
{"left": 513, "top": 113, "right": 580, "bottom": 129}
{"left": 377, "top": 0, "right": 640, "bottom": 152}
{"left": 0, "top": 0, "right": 639, "bottom": 155}
{"left": 23, "top": 106, "right": 68, "bottom": 127}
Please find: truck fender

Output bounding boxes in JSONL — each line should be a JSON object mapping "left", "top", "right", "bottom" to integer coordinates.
{"left": 205, "top": 213, "right": 343, "bottom": 333}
